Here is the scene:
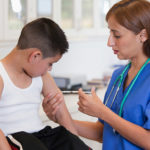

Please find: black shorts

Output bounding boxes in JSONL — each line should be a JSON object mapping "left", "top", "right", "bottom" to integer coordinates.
{"left": 7, "top": 126, "right": 92, "bottom": 150}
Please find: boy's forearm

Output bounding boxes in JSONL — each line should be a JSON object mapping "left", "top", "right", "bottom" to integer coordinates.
{"left": 42, "top": 73, "right": 78, "bottom": 135}
{"left": 55, "top": 102, "right": 78, "bottom": 135}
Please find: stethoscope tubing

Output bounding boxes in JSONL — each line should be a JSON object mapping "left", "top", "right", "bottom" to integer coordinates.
{"left": 105, "top": 58, "right": 150, "bottom": 117}
{"left": 104, "top": 64, "right": 129, "bottom": 109}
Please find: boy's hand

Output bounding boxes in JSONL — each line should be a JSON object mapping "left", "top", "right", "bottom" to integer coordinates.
{"left": 42, "top": 91, "right": 64, "bottom": 122}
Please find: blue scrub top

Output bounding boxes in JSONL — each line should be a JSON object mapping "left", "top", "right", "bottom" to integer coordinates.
{"left": 99, "top": 63, "right": 150, "bottom": 150}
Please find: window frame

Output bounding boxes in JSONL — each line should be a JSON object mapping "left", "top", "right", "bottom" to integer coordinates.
{"left": 0, "top": 0, "right": 117, "bottom": 42}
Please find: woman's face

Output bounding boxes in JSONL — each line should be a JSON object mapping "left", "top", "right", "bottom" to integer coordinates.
{"left": 107, "top": 16, "right": 143, "bottom": 60}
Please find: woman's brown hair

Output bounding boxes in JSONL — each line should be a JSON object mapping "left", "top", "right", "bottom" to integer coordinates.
{"left": 106, "top": 0, "right": 150, "bottom": 57}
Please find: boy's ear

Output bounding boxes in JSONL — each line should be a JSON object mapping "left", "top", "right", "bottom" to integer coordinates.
{"left": 139, "top": 29, "right": 148, "bottom": 43}
{"left": 28, "top": 50, "right": 42, "bottom": 64}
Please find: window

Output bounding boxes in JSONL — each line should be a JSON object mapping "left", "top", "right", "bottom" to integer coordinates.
{"left": 0, "top": 0, "right": 116, "bottom": 41}
{"left": 37, "top": 0, "right": 53, "bottom": 18}
{"left": 59, "top": 0, "right": 111, "bottom": 38}
{"left": 8, "top": 0, "right": 27, "bottom": 30}
{"left": 81, "top": 0, "right": 94, "bottom": 29}
{"left": 100, "top": 0, "right": 110, "bottom": 28}
{"left": 2, "top": 0, "right": 27, "bottom": 40}
{"left": 61, "top": 0, "right": 74, "bottom": 29}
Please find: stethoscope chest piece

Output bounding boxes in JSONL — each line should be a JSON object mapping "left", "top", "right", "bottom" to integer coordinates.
{"left": 113, "top": 128, "right": 118, "bottom": 135}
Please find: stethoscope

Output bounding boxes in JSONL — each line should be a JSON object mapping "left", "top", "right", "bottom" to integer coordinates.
{"left": 105, "top": 58, "right": 150, "bottom": 117}
{"left": 104, "top": 58, "right": 150, "bottom": 134}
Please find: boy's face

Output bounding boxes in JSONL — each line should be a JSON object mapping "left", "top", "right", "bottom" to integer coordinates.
{"left": 27, "top": 53, "right": 62, "bottom": 77}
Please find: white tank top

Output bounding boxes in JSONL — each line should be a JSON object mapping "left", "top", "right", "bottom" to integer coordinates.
{"left": 0, "top": 62, "right": 45, "bottom": 135}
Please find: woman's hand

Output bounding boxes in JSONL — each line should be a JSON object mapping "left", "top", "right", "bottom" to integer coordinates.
{"left": 78, "top": 87, "right": 106, "bottom": 118}
{"left": 42, "top": 91, "right": 64, "bottom": 122}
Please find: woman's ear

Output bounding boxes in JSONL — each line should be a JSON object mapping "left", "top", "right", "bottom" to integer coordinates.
{"left": 28, "top": 50, "right": 42, "bottom": 64}
{"left": 139, "top": 29, "right": 148, "bottom": 43}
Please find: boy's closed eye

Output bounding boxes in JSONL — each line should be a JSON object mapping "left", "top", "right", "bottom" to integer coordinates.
{"left": 49, "top": 63, "right": 53, "bottom": 67}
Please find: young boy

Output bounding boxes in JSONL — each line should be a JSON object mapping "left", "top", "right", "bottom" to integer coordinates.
{"left": 0, "top": 18, "right": 91, "bottom": 150}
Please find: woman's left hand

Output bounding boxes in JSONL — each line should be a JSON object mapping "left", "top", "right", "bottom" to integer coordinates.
{"left": 78, "top": 87, "right": 106, "bottom": 118}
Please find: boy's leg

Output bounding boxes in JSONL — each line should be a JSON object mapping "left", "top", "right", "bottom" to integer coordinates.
{"left": 7, "top": 131, "right": 48, "bottom": 150}
{"left": 0, "top": 129, "right": 11, "bottom": 150}
{"left": 32, "top": 126, "right": 92, "bottom": 150}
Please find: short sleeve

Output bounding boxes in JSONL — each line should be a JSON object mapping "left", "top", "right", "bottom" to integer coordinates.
{"left": 98, "top": 118, "right": 104, "bottom": 124}
{"left": 143, "top": 101, "right": 150, "bottom": 129}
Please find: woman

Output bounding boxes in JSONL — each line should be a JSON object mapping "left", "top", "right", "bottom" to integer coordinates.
{"left": 76, "top": 0, "right": 150, "bottom": 149}
{"left": 43, "top": 0, "right": 150, "bottom": 149}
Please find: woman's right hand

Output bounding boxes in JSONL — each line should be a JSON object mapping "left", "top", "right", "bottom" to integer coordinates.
{"left": 78, "top": 87, "right": 107, "bottom": 119}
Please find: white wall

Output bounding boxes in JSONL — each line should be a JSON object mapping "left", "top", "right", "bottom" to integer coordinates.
{"left": 0, "top": 36, "right": 122, "bottom": 80}
{"left": 51, "top": 36, "right": 121, "bottom": 80}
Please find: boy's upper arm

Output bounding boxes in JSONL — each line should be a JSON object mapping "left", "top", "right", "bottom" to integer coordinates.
{"left": 42, "top": 72, "right": 60, "bottom": 97}
{"left": 0, "top": 75, "right": 4, "bottom": 99}
{"left": 41, "top": 73, "right": 78, "bottom": 134}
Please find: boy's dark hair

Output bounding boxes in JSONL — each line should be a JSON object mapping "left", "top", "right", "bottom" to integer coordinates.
{"left": 17, "top": 18, "right": 68, "bottom": 58}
